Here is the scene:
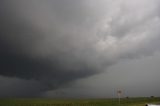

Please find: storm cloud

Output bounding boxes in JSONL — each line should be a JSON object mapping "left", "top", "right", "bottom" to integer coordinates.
{"left": 0, "top": 0, "right": 160, "bottom": 97}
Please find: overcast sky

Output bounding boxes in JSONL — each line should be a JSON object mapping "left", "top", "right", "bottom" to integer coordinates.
{"left": 0, "top": 0, "right": 160, "bottom": 98}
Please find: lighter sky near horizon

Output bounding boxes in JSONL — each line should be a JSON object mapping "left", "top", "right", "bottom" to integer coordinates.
{"left": 0, "top": 0, "right": 160, "bottom": 98}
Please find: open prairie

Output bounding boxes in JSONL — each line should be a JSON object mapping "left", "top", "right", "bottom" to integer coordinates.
{"left": 0, "top": 97, "right": 159, "bottom": 106}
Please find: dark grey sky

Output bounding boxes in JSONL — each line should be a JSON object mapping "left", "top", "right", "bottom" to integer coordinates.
{"left": 0, "top": 0, "right": 160, "bottom": 98}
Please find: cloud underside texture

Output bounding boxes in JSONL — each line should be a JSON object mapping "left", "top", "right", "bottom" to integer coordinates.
{"left": 0, "top": 0, "right": 160, "bottom": 97}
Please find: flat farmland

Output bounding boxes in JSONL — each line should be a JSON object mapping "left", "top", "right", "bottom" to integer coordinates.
{"left": 0, "top": 97, "right": 159, "bottom": 106}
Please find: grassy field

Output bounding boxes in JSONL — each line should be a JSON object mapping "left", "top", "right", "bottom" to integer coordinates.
{"left": 0, "top": 97, "right": 159, "bottom": 106}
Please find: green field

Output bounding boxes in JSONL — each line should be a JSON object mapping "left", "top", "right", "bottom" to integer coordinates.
{"left": 0, "top": 97, "right": 159, "bottom": 106}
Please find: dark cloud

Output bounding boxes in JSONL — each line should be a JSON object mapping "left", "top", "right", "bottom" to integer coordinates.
{"left": 0, "top": 0, "right": 160, "bottom": 97}
{"left": 0, "top": 0, "right": 101, "bottom": 96}
{"left": 0, "top": 75, "right": 46, "bottom": 98}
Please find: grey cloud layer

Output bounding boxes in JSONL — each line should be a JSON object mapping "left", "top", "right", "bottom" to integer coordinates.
{"left": 0, "top": 0, "right": 160, "bottom": 97}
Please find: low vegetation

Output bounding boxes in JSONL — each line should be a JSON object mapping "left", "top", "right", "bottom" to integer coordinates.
{"left": 0, "top": 97, "right": 159, "bottom": 106}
